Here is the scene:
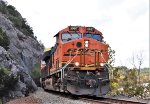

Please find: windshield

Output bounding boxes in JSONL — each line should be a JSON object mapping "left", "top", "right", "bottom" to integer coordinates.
{"left": 62, "top": 32, "right": 82, "bottom": 42}
{"left": 84, "top": 33, "right": 103, "bottom": 41}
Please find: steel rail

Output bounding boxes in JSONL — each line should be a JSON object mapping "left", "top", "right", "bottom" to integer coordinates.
{"left": 80, "top": 97, "right": 147, "bottom": 104}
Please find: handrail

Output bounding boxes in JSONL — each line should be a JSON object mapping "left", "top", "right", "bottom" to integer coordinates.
{"left": 60, "top": 52, "right": 78, "bottom": 80}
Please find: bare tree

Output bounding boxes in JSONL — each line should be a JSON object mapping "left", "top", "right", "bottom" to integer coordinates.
{"left": 128, "top": 51, "right": 144, "bottom": 84}
{"left": 130, "top": 53, "right": 136, "bottom": 69}
{"left": 137, "top": 52, "right": 144, "bottom": 83}
{"left": 108, "top": 46, "right": 115, "bottom": 79}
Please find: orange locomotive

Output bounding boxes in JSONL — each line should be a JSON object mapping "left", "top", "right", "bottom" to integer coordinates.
{"left": 40, "top": 26, "right": 110, "bottom": 96}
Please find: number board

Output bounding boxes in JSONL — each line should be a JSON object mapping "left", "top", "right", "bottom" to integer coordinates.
{"left": 69, "top": 26, "right": 79, "bottom": 31}
{"left": 86, "top": 27, "right": 95, "bottom": 32}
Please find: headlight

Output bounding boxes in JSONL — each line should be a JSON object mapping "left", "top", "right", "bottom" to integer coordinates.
{"left": 85, "top": 40, "right": 89, "bottom": 44}
{"left": 85, "top": 44, "right": 88, "bottom": 47}
{"left": 74, "top": 62, "right": 79, "bottom": 67}
{"left": 85, "top": 40, "right": 89, "bottom": 48}
{"left": 100, "top": 63, "right": 105, "bottom": 67}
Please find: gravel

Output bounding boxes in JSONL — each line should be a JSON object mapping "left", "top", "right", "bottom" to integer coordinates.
{"left": 7, "top": 88, "right": 89, "bottom": 104}
{"left": 33, "top": 88, "right": 89, "bottom": 104}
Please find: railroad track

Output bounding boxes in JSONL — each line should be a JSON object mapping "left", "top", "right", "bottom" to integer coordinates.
{"left": 45, "top": 90, "right": 148, "bottom": 104}
{"left": 80, "top": 97, "right": 147, "bottom": 104}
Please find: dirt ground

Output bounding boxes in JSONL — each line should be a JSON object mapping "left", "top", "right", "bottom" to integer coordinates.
{"left": 6, "top": 96, "right": 42, "bottom": 104}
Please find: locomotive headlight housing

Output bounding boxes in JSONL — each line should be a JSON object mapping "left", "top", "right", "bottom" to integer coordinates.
{"left": 100, "top": 63, "right": 105, "bottom": 67}
{"left": 85, "top": 40, "right": 89, "bottom": 48}
{"left": 74, "top": 62, "right": 79, "bottom": 67}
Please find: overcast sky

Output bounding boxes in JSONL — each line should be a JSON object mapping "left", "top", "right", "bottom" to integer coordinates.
{"left": 5, "top": 0, "right": 149, "bottom": 68}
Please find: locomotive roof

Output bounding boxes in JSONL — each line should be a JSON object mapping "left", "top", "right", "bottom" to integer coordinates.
{"left": 53, "top": 26, "right": 103, "bottom": 37}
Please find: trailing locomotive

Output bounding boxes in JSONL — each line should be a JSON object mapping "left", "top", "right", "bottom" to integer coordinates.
{"left": 40, "top": 26, "right": 110, "bottom": 96}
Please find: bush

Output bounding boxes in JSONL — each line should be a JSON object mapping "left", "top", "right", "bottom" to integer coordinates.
{"left": 31, "top": 68, "right": 40, "bottom": 79}
{"left": 21, "top": 18, "right": 34, "bottom": 36}
{"left": 31, "top": 62, "right": 41, "bottom": 86}
{"left": 0, "top": 67, "right": 11, "bottom": 96}
{"left": 0, "top": 99, "right": 2, "bottom": 104}
{"left": 6, "top": 5, "right": 20, "bottom": 17}
{"left": 0, "top": 67, "right": 19, "bottom": 97}
{"left": 0, "top": 67, "right": 10, "bottom": 84}
{"left": 0, "top": 1, "right": 7, "bottom": 14}
{"left": 109, "top": 67, "right": 150, "bottom": 98}
{"left": 0, "top": 28, "right": 10, "bottom": 50}
{"left": 9, "top": 16, "right": 22, "bottom": 28}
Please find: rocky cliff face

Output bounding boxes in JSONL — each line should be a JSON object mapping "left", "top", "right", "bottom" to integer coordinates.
{"left": 0, "top": 0, "right": 43, "bottom": 101}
